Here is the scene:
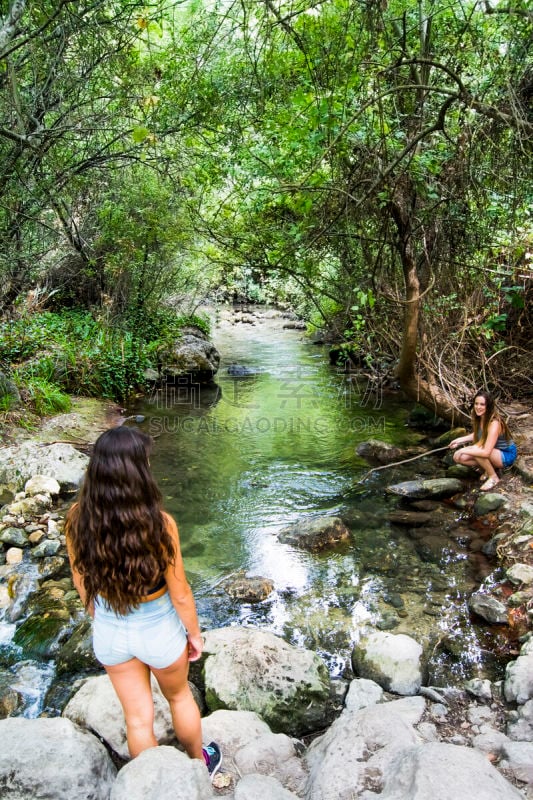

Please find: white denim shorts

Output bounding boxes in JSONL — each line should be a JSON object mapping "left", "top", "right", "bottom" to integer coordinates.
{"left": 93, "top": 591, "right": 187, "bottom": 668}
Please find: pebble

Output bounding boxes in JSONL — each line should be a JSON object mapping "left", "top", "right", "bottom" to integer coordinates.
{"left": 6, "top": 547, "right": 23, "bottom": 564}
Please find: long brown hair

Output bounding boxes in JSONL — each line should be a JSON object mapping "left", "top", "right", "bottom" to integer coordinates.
{"left": 471, "top": 390, "right": 512, "bottom": 446}
{"left": 65, "top": 427, "right": 175, "bottom": 614}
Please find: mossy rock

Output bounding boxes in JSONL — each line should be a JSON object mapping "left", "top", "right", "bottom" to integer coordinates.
{"left": 55, "top": 617, "right": 100, "bottom": 675}
{"left": 13, "top": 611, "right": 70, "bottom": 659}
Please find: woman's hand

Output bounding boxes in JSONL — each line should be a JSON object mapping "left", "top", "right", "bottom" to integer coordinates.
{"left": 186, "top": 632, "right": 204, "bottom": 662}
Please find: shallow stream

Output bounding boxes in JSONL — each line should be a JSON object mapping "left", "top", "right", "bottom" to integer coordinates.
{"left": 135, "top": 307, "right": 507, "bottom": 682}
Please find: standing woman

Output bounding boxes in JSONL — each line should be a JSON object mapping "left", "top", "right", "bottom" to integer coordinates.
{"left": 449, "top": 390, "right": 517, "bottom": 491}
{"left": 65, "top": 427, "right": 221, "bottom": 776}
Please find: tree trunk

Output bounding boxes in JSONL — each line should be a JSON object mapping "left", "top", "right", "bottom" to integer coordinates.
{"left": 390, "top": 195, "right": 463, "bottom": 425}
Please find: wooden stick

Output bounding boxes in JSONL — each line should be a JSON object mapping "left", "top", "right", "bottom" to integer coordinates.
{"left": 356, "top": 445, "right": 451, "bottom": 484}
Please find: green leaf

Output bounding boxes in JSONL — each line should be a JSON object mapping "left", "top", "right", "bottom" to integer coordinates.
{"left": 132, "top": 126, "right": 150, "bottom": 144}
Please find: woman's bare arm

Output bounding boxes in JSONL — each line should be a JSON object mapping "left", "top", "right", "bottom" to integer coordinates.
{"left": 458, "top": 419, "right": 500, "bottom": 458}
{"left": 163, "top": 512, "right": 203, "bottom": 661}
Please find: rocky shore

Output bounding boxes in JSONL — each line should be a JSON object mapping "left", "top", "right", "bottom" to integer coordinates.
{"left": 0, "top": 407, "right": 532, "bottom": 799}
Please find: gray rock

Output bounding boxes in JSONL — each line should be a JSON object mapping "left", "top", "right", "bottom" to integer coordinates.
{"left": 278, "top": 516, "right": 350, "bottom": 552}
{"left": 352, "top": 631, "right": 423, "bottom": 695}
{"left": 500, "top": 740, "right": 533, "bottom": 784}
{"left": 63, "top": 673, "right": 176, "bottom": 759}
{"left": 514, "top": 457, "right": 533, "bottom": 484}
{"left": 386, "top": 478, "right": 464, "bottom": 500}
{"left": 234, "top": 733, "right": 307, "bottom": 796}
{"left": 202, "top": 628, "right": 330, "bottom": 736}
{"left": 305, "top": 700, "right": 419, "bottom": 800}
{"left": 162, "top": 326, "right": 220, "bottom": 382}
{"left": 356, "top": 440, "right": 404, "bottom": 465}
{"left": 465, "top": 678, "right": 493, "bottom": 703}
{"left": 24, "top": 475, "right": 61, "bottom": 496}
{"left": 507, "top": 698, "right": 533, "bottom": 742}
{"left": 227, "top": 364, "right": 261, "bottom": 377}
{"left": 201, "top": 709, "right": 272, "bottom": 768}
{"left": 31, "top": 538, "right": 61, "bottom": 558}
{"left": 506, "top": 563, "right": 533, "bottom": 586}
{"left": 417, "top": 721, "right": 439, "bottom": 742}
{"left": 0, "top": 442, "right": 88, "bottom": 495}
{"left": 234, "top": 774, "right": 300, "bottom": 800}
{"left": 468, "top": 591, "right": 508, "bottom": 624}
{"left": 474, "top": 493, "right": 506, "bottom": 516}
{"left": 359, "top": 741, "right": 523, "bottom": 800}
{"left": 223, "top": 574, "right": 274, "bottom": 603}
{"left": 110, "top": 746, "right": 213, "bottom": 800}
{"left": 467, "top": 705, "right": 497, "bottom": 727}
{"left": 0, "top": 717, "right": 116, "bottom": 799}
{"left": 38, "top": 554, "right": 67, "bottom": 579}
{"left": 0, "top": 527, "right": 29, "bottom": 547}
{"left": 344, "top": 678, "right": 384, "bottom": 712}
{"left": 386, "top": 510, "right": 433, "bottom": 526}
{"left": 6, "top": 493, "right": 52, "bottom": 517}
{"left": 505, "top": 641, "right": 533, "bottom": 705}
{"left": 473, "top": 729, "right": 510, "bottom": 755}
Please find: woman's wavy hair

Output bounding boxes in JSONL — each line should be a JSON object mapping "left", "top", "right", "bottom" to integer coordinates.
{"left": 65, "top": 426, "right": 175, "bottom": 614}
{"left": 471, "top": 390, "right": 512, "bottom": 446}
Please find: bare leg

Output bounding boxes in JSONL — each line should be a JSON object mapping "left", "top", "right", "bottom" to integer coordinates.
{"left": 151, "top": 647, "right": 203, "bottom": 760}
{"left": 104, "top": 658, "right": 157, "bottom": 758}
{"left": 453, "top": 448, "right": 503, "bottom": 485}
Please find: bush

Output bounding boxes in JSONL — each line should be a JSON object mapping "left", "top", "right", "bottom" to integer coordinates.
{"left": 0, "top": 306, "right": 209, "bottom": 407}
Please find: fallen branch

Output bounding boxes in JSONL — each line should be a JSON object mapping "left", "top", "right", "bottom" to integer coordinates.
{"left": 356, "top": 445, "right": 451, "bottom": 484}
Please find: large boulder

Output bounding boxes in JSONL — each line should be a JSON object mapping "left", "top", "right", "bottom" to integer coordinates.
{"left": 161, "top": 326, "right": 220, "bottom": 383}
{"left": 0, "top": 717, "right": 116, "bottom": 800}
{"left": 0, "top": 442, "right": 88, "bottom": 496}
{"left": 63, "top": 673, "right": 175, "bottom": 759}
{"left": 278, "top": 516, "right": 350, "bottom": 551}
{"left": 305, "top": 698, "right": 424, "bottom": 800}
{"left": 352, "top": 631, "right": 424, "bottom": 695}
{"left": 200, "top": 709, "right": 307, "bottom": 796}
{"left": 201, "top": 627, "right": 331, "bottom": 736}
{"left": 359, "top": 741, "right": 523, "bottom": 800}
{"left": 110, "top": 746, "right": 213, "bottom": 800}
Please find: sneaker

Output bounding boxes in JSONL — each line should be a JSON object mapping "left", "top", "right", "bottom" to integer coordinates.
{"left": 202, "top": 741, "right": 222, "bottom": 780}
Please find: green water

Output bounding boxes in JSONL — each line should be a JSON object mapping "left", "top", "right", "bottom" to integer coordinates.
{"left": 139, "top": 312, "right": 411, "bottom": 583}
{"left": 135, "top": 309, "right": 503, "bottom": 680}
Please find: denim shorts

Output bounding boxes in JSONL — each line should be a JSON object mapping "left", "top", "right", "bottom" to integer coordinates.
{"left": 499, "top": 442, "right": 517, "bottom": 468}
{"left": 93, "top": 591, "right": 187, "bottom": 669}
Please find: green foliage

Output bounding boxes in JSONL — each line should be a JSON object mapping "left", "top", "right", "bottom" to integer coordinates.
{"left": 20, "top": 378, "right": 71, "bottom": 416}
{"left": 0, "top": 307, "right": 205, "bottom": 406}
